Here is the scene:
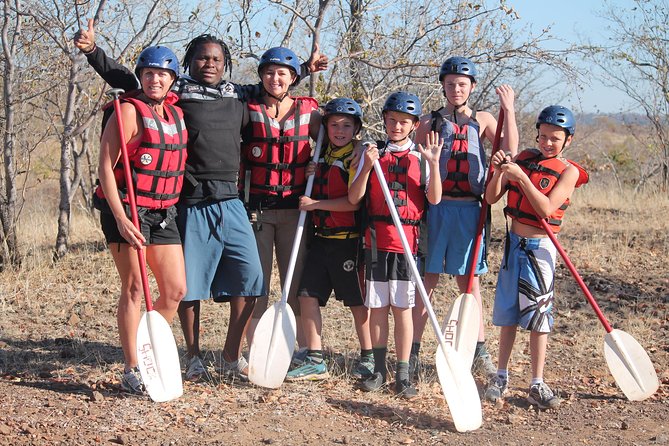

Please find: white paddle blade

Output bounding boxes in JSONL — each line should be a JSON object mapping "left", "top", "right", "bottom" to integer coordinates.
{"left": 435, "top": 344, "right": 482, "bottom": 432}
{"left": 604, "top": 329, "right": 659, "bottom": 401}
{"left": 441, "top": 293, "right": 480, "bottom": 368}
{"left": 248, "top": 302, "right": 297, "bottom": 389}
{"left": 136, "top": 311, "right": 183, "bottom": 402}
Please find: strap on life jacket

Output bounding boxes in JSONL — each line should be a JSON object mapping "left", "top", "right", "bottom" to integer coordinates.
{"left": 246, "top": 99, "right": 309, "bottom": 195}
{"left": 364, "top": 141, "right": 426, "bottom": 266}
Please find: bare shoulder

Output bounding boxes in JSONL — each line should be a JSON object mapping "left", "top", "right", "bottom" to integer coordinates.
{"left": 474, "top": 110, "right": 496, "bottom": 128}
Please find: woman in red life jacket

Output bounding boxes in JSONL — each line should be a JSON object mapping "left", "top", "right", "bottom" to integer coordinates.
{"left": 96, "top": 46, "right": 187, "bottom": 394}
{"left": 240, "top": 47, "right": 322, "bottom": 355}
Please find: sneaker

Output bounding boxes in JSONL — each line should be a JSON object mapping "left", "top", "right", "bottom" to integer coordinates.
{"left": 527, "top": 382, "right": 560, "bottom": 409}
{"left": 285, "top": 357, "right": 329, "bottom": 381}
{"left": 290, "top": 348, "right": 309, "bottom": 369}
{"left": 220, "top": 356, "right": 249, "bottom": 382}
{"left": 121, "top": 367, "right": 146, "bottom": 395}
{"left": 472, "top": 348, "right": 497, "bottom": 377}
{"left": 408, "top": 353, "right": 421, "bottom": 381}
{"left": 361, "top": 372, "right": 386, "bottom": 392}
{"left": 395, "top": 378, "right": 418, "bottom": 400}
{"left": 351, "top": 356, "right": 374, "bottom": 379}
{"left": 484, "top": 375, "right": 508, "bottom": 403}
{"left": 185, "top": 356, "right": 207, "bottom": 382}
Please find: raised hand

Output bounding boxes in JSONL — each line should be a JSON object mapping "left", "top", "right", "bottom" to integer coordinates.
{"left": 307, "top": 42, "right": 329, "bottom": 74}
{"left": 495, "top": 84, "right": 515, "bottom": 112}
{"left": 74, "top": 18, "right": 96, "bottom": 53}
{"left": 417, "top": 130, "right": 444, "bottom": 165}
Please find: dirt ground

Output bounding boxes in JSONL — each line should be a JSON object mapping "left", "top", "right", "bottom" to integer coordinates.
{"left": 1, "top": 186, "right": 668, "bottom": 445}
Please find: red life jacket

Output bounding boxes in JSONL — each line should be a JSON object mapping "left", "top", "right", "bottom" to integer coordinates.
{"left": 311, "top": 143, "right": 358, "bottom": 238}
{"left": 95, "top": 93, "right": 187, "bottom": 210}
{"left": 365, "top": 144, "right": 426, "bottom": 254}
{"left": 241, "top": 97, "right": 317, "bottom": 206}
{"left": 504, "top": 148, "right": 589, "bottom": 233}
{"left": 432, "top": 109, "right": 485, "bottom": 198}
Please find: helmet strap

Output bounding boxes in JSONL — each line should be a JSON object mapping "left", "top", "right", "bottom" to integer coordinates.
{"left": 263, "top": 89, "right": 289, "bottom": 118}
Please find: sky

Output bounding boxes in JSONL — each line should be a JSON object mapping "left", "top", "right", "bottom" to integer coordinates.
{"left": 507, "top": 0, "right": 630, "bottom": 113}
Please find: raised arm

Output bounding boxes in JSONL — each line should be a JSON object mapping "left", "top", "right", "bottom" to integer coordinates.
{"left": 74, "top": 19, "right": 139, "bottom": 91}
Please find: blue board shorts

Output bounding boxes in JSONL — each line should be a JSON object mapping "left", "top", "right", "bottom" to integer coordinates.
{"left": 177, "top": 198, "right": 265, "bottom": 302}
{"left": 492, "top": 231, "right": 556, "bottom": 333}
{"left": 424, "top": 200, "right": 488, "bottom": 276}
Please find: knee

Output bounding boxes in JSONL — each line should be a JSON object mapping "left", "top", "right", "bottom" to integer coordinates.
{"left": 121, "top": 281, "right": 145, "bottom": 306}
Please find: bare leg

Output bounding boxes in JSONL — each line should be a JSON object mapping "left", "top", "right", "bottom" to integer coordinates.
{"left": 350, "top": 305, "right": 371, "bottom": 350}
{"left": 110, "top": 244, "right": 145, "bottom": 369}
{"left": 530, "top": 331, "right": 548, "bottom": 380}
{"left": 146, "top": 244, "right": 187, "bottom": 323}
{"left": 369, "top": 307, "right": 390, "bottom": 348}
{"left": 454, "top": 274, "right": 485, "bottom": 342}
{"left": 224, "top": 296, "right": 256, "bottom": 362}
{"left": 412, "top": 272, "right": 439, "bottom": 343}
{"left": 497, "top": 325, "right": 518, "bottom": 371}
{"left": 391, "top": 306, "right": 413, "bottom": 362}
{"left": 299, "top": 296, "right": 322, "bottom": 350}
{"left": 177, "top": 301, "right": 200, "bottom": 358}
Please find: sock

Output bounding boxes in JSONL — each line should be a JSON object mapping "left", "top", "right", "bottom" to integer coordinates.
{"left": 410, "top": 342, "right": 421, "bottom": 356}
{"left": 307, "top": 349, "right": 323, "bottom": 363}
{"left": 497, "top": 369, "right": 508, "bottom": 381}
{"left": 531, "top": 377, "right": 543, "bottom": 386}
{"left": 360, "top": 349, "right": 373, "bottom": 359}
{"left": 372, "top": 347, "right": 387, "bottom": 375}
{"left": 396, "top": 361, "right": 410, "bottom": 382}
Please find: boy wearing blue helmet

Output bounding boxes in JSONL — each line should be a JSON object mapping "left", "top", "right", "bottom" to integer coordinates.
{"left": 411, "top": 56, "right": 518, "bottom": 381}
{"left": 285, "top": 98, "right": 373, "bottom": 382}
{"left": 348, "top": 92, "right": 443, "bottom": 398}
{"left": 484, "top": 105, "right": 589, "bottom": 409}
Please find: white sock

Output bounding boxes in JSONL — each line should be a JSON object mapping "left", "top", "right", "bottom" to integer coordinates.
{"left": 531, "top": 377, "right": 543, "bottom": 386}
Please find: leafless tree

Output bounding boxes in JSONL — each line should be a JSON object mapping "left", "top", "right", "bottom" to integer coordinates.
{"left": 595, "top": 0, "right": 669, "bottom": 191}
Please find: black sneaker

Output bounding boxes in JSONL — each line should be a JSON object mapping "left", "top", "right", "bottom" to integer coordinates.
{"left": 361, "top": 372, "right": 386, "bottom": 392}
{"left": 120, "top": 367, "right": 146, "bottom": 395}
{"left": 395, "top": 378, "right": 418, "bottom": 400}
{"left": 527, "top": 382, "right": 560, "bottom": 409}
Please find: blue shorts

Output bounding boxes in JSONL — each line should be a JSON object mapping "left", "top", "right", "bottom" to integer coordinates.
{"left": 492, "top": 231, "right": 556, "bottom": 333}
{"left": 424, "top": 200, "right": 488, "bottom": 276}
{"left": 177, "top": 198, "right": 265, "bottom": 301}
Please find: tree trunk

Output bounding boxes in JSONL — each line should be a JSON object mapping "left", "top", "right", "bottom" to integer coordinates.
{"left": 54, "top": 60, "right": 81, "bottom": 261}
{"left": 1, "top": 0, "right": 22, "bottom": 270}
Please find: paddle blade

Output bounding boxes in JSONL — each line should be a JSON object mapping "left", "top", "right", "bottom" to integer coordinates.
{"left": 136, "top": 311, "right": 183, "bottom": 402}
{"left": 604, "top": 329, "right": 659, "bottom": 401}
{"left": 435, "top": 344, "right": 482, "bottom": 432}
{"left": 248, "top": 302, "right": 297, "bottom": 389}
{"left": 441, "top": 293, "right": 480, "bottom": 368}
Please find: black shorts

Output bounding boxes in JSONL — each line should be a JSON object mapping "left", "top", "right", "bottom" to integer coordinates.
{"left": 298, "top": 236, "right": 364, "bottom": 307}
{"left": 100, "top": 206, "right": 181, "bottom": 246}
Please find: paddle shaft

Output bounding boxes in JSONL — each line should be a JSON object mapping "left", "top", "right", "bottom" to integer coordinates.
{"left": 108, "top": 89, "right": 154, "bottom": 311}
{"left": 278, "top": 125, "right": 325, "bottom": 304}
{"left": 539, "top": 219, "right": 613, "bottom": 332}
{"left": 371, "top": 161, "right": 450, "bottom": 355}
{"left": 465, "top": 109, "right": 505, "bottom": 293}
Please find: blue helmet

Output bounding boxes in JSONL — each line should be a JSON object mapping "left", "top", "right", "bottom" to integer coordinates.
{"left": 536, "top": 105, "right": 575, "bottom": 135}
{"left": 324, "top": 97, "right": 363, "bottom": 121}
{"left": 382, "top": 92, "right": 422, "bottom": 118}
{"left": 258, "top": 47, "right": 301, "bottom": 84}
{"left": 135, "top": 46, "right": 180, "bottom": 79}
{"left": 439, "top": 56, "right": 477, "bottom": 82}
